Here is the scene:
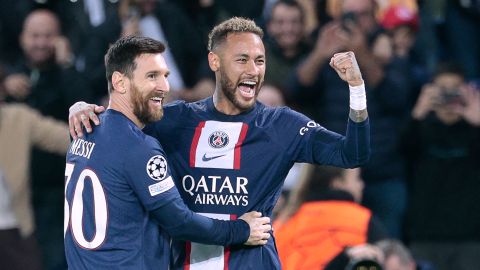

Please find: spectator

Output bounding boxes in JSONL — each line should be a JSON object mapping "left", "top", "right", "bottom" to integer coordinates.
{"left": 119, "top": 0, "right": 205, "bottom": 92}
{"left": 326, "top": 238, "right": 423, "bottom": 270}
{"left": 288, "top": 0, "right": 415, "bottom": 237}
{"left": 264, "top": 0, "right": 311, "bottom": 91}
{"left": 275, "top": 165, "right": 388, "bottom": 270}
{"left": 380, "top": 4, "right": 429, "bottom": 107}
{"left": 0, "top": 100, "right": 70, "bottom": 270}
{"left": 52, "top": 0, "right": 122, "bottom": 100}
{"left": 377, "top": 239, "right": 417, "bottom": 270}
{"left": 3, "top": 9, "right": 93, "bottom": 269}
{"left": 400, "top": 63, "right": 480, "bottom": 270}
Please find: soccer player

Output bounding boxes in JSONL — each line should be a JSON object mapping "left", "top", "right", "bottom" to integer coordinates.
{"left": 64, "top": 36, "right": 271, "bottom": 269}
{"left": 69, "top": 17, "right": 370, "bottom": 270}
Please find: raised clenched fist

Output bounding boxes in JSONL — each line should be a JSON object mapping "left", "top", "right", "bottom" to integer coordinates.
{"left": 329, "top": 51, "right": 363, "bottom": 86}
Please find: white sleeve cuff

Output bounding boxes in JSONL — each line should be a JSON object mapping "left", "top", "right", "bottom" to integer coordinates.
{"left": 349, "top": 83, "right": 367, "bottom": 110}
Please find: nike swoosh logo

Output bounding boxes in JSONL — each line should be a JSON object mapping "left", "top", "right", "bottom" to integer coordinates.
{"left": 202, "top": 153, "right": 226, "bottom": 162}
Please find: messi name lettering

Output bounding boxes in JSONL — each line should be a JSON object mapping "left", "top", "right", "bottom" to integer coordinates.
{"left": 69, "top": 138, "right": 95, "bottom": 159}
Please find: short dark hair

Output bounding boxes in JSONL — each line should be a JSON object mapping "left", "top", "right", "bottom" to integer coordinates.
{"left": 105, "top": 36, "right": 165, "bottom": 93}
{"left": 207, "top": 17, "right": 264, "bottom": 52}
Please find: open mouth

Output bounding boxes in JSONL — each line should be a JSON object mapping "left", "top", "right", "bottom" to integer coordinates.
{"left": 149, "top": 96, "right": 163, "bottom": 107}
{"left": 237, "top": 81, "right": 257, "bottom": 98}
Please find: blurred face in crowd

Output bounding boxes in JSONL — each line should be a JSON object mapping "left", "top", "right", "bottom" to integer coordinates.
{"left": 257, "top": 85, "right": 285, "bottom": 107}
{"left": 128, "top": 53, "right": 170, "bottom": 125}
{"left": 332, "top": 168, "right": 364, "bottom": 202}
{"left": 433, "top": 72, "right": 465, "bottom": 122}
{"left": 267, "top": 3, "right": 304, "bottom": 53}
{"left": 210, "top": 32, "right": 266, "bottom": 114}
{"left": 342, "top": 0, "right": 377, "bottom": 34}
{"left": 20, "top": 10, "right": 60, "bottom": 66}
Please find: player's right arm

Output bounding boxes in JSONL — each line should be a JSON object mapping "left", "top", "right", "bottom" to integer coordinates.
{"left": 150, "top": 197, "right": 271, "bottom": 246}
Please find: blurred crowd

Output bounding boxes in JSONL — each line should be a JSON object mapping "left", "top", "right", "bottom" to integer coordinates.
{"left": 0, "top": 0, "right": 479, "bottom": 270}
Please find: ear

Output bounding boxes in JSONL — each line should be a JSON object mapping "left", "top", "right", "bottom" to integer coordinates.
{"left": 208, "top": 52, "right": 220, "bottom": 72}
{"left": 112, "top": 71, "right": 127, "bottom": 94}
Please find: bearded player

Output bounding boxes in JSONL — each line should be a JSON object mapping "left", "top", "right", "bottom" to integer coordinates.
{"left": 69, "top": 18, "right": 370, "bottom": 270}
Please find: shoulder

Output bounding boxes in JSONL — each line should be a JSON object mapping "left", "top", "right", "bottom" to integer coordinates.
{"left": 256, "top": 103, "right": 311, "bottom": 125}
{"left": 162, "top": 98, "right": 210, "bottom": 118}
{"left": 100, "top": 112, "right": 162, "bottom": 155}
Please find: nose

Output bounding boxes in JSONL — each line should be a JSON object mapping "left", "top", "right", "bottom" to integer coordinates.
{"left": 156, "top": 76, "right": 170, "bottom": 93}
{"left": 245, "top": 59, "right": 260, "bottom": 76}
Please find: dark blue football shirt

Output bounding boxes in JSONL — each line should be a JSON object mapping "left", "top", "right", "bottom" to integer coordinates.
{"left": 144, "top": 97, "right": 370, "bottom": 270}
{"left": 64, "top": 109, "right": 249, "bottom": 269}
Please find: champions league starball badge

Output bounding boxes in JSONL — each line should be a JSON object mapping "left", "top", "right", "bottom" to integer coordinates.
{"left": 146, "top": 155, "right": 168, "bottom": 181}
{"left": 208, "top": 131, "right": 229, "bottom": 148}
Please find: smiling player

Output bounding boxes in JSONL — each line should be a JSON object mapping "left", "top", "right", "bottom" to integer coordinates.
{"left": 69, "top": 17, "right": 370, "bottom": 270}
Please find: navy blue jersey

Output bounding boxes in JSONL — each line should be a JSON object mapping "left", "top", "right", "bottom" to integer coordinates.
{"left": 144, "top": 97, "right": 370, "bottom": 270}
{"left": 64, "top": 109, "right": 249, "bottom": 270}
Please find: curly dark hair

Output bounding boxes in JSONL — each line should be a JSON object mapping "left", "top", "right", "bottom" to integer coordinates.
{"left": 207, "top": 17, "right": 264, "bottom": 52}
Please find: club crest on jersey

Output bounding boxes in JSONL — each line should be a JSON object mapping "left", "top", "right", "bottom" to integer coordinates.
{"left": 146, "top": 155, "right": 168, "bottom": 181}
{"left": 208, "top": 131, "right": 229, "bottom": 149}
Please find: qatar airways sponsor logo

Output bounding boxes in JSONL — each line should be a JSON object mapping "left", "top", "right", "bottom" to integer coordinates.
{"left": 181, "top": 175, "right": 249, "bottom": 206}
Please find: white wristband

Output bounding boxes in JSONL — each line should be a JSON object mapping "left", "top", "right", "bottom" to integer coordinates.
{"left": 349, "top": 83, "right": 367, "bottom": 110}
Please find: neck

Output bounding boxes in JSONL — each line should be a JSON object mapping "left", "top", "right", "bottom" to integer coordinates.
{"left": 109, "top": 93, "right": 145, "bottom": 128}
{"left": 212, "top": 86, "right": 243, "bottom": 115}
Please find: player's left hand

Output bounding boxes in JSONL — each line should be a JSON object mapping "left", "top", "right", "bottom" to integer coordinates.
{"left": 330, "top": 51, "right": 364, "bottom": 86}
{"left": 239, "top": 211, "right": 271, "bottom": 246}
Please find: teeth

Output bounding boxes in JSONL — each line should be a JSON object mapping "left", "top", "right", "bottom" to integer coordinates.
{"left": 150, "top": 97, "right": 162, "bottom": 101}
{"left": 241, "top": 81, "right": 256, "bottom": 86}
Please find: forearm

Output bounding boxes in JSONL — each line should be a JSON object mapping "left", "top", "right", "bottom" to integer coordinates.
{"left": 348, "top": 83, "right": 368, "bottom": 123}
{"left": 342, "top": 118, "right": 371, "bottom": 165}
{"left": 151, "top": 197, "right": 249, "bottom": 246}
{"left": 349, "top": 109, "right": 368, "bottom": 123}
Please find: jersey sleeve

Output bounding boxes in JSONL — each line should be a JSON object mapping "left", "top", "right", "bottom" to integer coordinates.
{"left": 123, "top": 137, "right": 180, "bottom": 211}
{"left": 124, "top": 137, "right": 250, "bottom": 246}
{"left": 277, "top": 107, "right": 370, "bottom": 168}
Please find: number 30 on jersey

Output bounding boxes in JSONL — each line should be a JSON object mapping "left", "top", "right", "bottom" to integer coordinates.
{"left": 64, "top": 163, "right": 108, "bottom": 249}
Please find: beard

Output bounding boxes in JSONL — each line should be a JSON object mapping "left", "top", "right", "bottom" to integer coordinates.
{"left": 131, "top": 83, "right": 164, "bottom": 125}
{"left": 219, "top": 68, "right": 262, "bottom": 112}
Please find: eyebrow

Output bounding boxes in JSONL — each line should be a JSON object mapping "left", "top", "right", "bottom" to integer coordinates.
{"left": 146, "top": 70, "right": 170, "bottom": 77}
{"left": 234, "top": 53, "right": 265, "bottom": 59}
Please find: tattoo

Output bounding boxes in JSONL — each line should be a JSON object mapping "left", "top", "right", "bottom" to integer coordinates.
{"left": 349, "top": 109, "right": 368, "bottom": 122}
